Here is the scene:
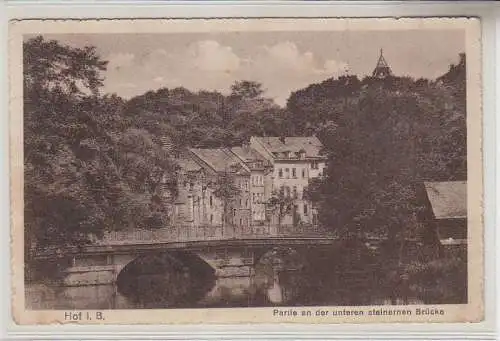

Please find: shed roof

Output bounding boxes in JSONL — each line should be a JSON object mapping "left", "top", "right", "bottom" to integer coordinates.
{"left": 424, "top": 181, "right": 467, "bottom": 219}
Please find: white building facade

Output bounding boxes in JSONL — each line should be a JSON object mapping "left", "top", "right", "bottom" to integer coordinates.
{"left": 249, "top": 136, "right": 327, "bottom": 225}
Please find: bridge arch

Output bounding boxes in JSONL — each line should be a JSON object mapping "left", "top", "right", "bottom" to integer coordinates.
{"left": 114, "top": 251, "right": 216, "bottom": 306}
{"left": 253, "top": 246, "right": 309, "bottom": 304}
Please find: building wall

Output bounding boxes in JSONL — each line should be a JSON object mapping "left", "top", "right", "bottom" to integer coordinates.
{"left": 172, "top": 172, "right": 224, "bottom": 228}
{"left": 173, "top": 173, "right": 252, "bottom": 229}
{"left": 231, "top": 174, "right": 252, "bottom": 229}
{"left": 250, "top": 170, "right": 266, "bottom": 224}
{"left": 270, "top": 159, "right": 326, "bottom": 225}
{"left": 205, "top": 187, "right": 223, "bottom": 226}
{"left": 172, "top": 140, "right": 326, "bottom": 229}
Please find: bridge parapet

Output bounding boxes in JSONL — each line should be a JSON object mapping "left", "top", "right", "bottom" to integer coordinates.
{"left": 94, "top": 224, "right": 335, "bottom": 246}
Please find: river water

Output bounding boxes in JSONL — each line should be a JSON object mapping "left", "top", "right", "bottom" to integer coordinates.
{"left": 26, "top": 247, "right": 423, "bottom": 310}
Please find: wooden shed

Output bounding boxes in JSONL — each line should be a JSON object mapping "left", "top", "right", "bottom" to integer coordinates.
{"left": 421, "top": 181, "right": 467, "bottom": 258}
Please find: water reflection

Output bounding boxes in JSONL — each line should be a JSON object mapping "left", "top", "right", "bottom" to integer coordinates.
{"left": 26, "top": 248, "right": 310, "bottom": 309}
{"left": 25, "top": 246, "right": 425, "bottom": 310}
{"left": 116, "top": 253, "right": 216, "bottom": 308}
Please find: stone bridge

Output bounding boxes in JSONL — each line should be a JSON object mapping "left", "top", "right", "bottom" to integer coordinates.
{"left": 30, "top": 224, "right": 339, "bottom": 306}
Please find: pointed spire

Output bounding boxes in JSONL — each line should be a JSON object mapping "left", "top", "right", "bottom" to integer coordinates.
{"left": 372, "top": 48, "right": 392, "bottom": 78}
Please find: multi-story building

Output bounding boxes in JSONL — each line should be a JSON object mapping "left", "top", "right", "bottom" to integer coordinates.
{"left": 169, "top": 156, "right": 223, "bottom": 227}
{"left": 249, "top": 136, "right": 327, "bottom": 225}
{"left": 188, "top": 148, "right": 252, "bottom": 229}
{"left": 168, "top": 136, "right": 326, "bottom": 230}
{"left": 230, "top": 145, "right": 272, "bottom": 226}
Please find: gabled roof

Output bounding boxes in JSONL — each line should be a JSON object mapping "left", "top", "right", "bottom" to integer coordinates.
{"left": 174, "top": 157, "right": 202, "bottom": 173}
{"left": 231, "top": 146, "right": 266, "bottom": 163}
{"left": 189, "top": 148, "right": 250, "bottom": 174}
{"left": 252, "top": 136, "right": 324, "bottom": 158}
{"left": 424, "top": 181, "right": 467, "bottom": 219}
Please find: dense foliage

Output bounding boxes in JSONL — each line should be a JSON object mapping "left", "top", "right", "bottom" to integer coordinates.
{"left": 24, "top": 36, "right": 466, "bottom": 263}
{"left": 24, "top": 37, "right": 177, "bottom": 252}
{"left": 123, "top": 81, "right": 294, "bottom": 149}
{"left": 296, "top": 57, "right": 466, "bottom": 263}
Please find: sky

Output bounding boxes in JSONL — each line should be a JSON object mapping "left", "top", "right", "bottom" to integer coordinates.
{"left": 34, "top": 30, "right": 464, "bottom": 106}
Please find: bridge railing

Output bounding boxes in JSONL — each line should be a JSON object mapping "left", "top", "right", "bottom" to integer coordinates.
{"left": 94, "top": 224, "right": 335, "bottom": 246}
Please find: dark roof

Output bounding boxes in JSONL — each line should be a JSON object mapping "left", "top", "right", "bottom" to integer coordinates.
{"left": 424, "top": 181, "right": 467, "bottom": 219}
{"left": 372, "top": 49, "right": 393, "bottom": 78}
{"left": 189, "top": 148, "right": 249, "bottom": 174}
{"left": 252, "top": 136, "right": 323, "bottom": 158}
{"left": 174, "top": 157, "right": 202, "bottom": 172}
{"left": 231, "top": 146, "right": 266, "bottom": 163}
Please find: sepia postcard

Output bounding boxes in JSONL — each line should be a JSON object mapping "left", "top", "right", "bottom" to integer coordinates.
{"left": 10, "top": 17, "right": 483, "bottom": 324}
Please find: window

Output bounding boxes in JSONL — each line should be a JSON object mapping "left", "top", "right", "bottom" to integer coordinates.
{"left": 292, "top": 168, "right": 296, "bottom": 178}
{"left": 210, "top": 195, "right": 213, "bottom": 207}
{"left": 240, "top": 218, "right": 242, "bottom": 226}
{"left": 278, "top": 168, "right": 283, "bottom": 178}
{"left": 239, "top": 199, "right": 242, "bottom": 206}
{"left": 302, "top": 169, "right": 306, "bottom": 178}
{"left": 253, "top": 193, "right": 256, "bottom": 203}
{"left": 285, "top": 186, "right": 291, "bottom": 197}
{"left": 233, "top": 209, "right": 236, "bottom": 217}
{"left": 311, "top": 161, "right": 319, "bottom": 169}
{"left": 245, "top": 199, "right": 248, "bottom": 208}
{"left": 285, "top": 168, "right": 290, "bottom": 179}
{"left": 304, "top": 204, "right": 308, "bottom": 216}
{"left": 210, "top": 214, "right": 213, "bottom": 224}
{"left": 293, "top": 186, "right": 297, "bottom": 199}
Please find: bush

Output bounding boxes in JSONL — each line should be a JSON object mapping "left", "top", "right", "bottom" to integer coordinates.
{"left": 404, "top": 257, "right": 467, "bottom": 304}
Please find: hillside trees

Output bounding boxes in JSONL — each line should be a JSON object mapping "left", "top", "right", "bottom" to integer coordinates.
{"left": 293, "top": 55, "right": 466, "bottom": 264}
{"left": 24, "top": 36, "right": 177, "bottom": 252}
{"left": 123, "top": 80, "right": 294, "bottom": 149}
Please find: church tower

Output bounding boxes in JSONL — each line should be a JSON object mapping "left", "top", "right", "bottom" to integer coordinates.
{"left": 372, "top": 49, "right": 392, "bottom": 79}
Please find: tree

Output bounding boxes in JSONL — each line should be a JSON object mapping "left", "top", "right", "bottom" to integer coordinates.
{"left": 212, "top": 171, "right": 241, "bottom": 230}
{"left": 24, "top": 36, "right": 178, "bottom": 255}
{"left": 24, "top": 36, "right": 111, "bottom": 250}
{"left": 266, "top": 188, "right": 295, "bottom": 228}
{"left": 291, "top": 53, "right": 466, "bottom": 243}
{"left": 122, "top": 80, "right": 293, "bottom": 149}
{"left": 230, "top": 80, "right": 265, "bottom": 100}
{"left": 286, "top": 75, "right": 362, "bottom": 135}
